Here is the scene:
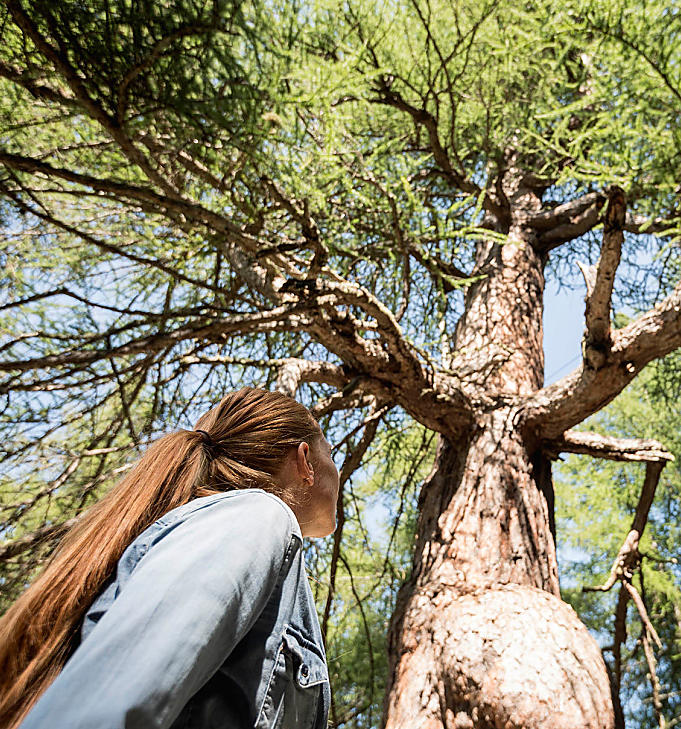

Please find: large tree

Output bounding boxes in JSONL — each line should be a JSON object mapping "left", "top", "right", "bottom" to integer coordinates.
{"left": 1, "top": 0, "right": 680, "bottom": 727}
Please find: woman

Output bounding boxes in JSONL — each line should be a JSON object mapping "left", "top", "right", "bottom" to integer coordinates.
{"left": 0, "top": 386, "right": 340, "bottom": 729}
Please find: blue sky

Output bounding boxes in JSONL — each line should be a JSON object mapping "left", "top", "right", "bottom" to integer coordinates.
{"left": 543, "top": 278, "right": 584, "bottom": 385}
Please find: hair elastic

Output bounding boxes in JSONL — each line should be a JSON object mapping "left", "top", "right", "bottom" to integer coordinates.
{"left": 194, "top": 429, "right": 217, "bottom": 451}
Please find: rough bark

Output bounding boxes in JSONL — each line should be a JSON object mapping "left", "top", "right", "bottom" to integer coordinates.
{"left": 384, "top": 426, "right": 611, "bottom": 729}
{"left": 382, "top": 175, "right": 614, "bottom": 729}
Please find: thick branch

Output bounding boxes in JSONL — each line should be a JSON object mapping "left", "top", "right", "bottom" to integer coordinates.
{"left": 275, "top": 358, "right": 348, "bottom": 396}
{"left": 529, "top": 192, "right": 606, "bottom": 231}
{"left": 545, "top": 430, "right": 674, "bottom": 463}
{"left": 533, "top": 192, "right": 606, "bottom": 250}
{"left": 1, "top": 160, "right": 475, "bottom": 439}
{"left": 580, "top": 186, "right": 626, "bottom": 369}
{"left": 523, "top": 276, "right": 681, "bottom": 437}
{"left": 310, "top": 389, "right": 380, "bottom": 419}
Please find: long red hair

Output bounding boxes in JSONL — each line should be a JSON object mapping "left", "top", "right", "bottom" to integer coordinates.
{"left": 0, "top": 387, "right": 321, "bottom": 729}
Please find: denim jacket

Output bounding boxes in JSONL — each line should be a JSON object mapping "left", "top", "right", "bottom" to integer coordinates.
{"left": 20, "top": 489, "right": 331, "bottom": 729}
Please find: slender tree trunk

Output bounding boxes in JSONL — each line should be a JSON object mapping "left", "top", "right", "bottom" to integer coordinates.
{"left": 382, "top": 187, "right": 614, "bottom": 728}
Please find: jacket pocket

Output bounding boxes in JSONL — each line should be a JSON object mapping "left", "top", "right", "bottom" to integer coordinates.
{"left": 282, "top": 625, "right": 329, "bottom": 689}
{"left": 253, "top": 625, "right": 327, "bottom": 729}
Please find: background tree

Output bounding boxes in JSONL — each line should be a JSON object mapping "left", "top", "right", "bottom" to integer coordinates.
{"left": 1, "top": 0, "right": 681, "bottom": 727}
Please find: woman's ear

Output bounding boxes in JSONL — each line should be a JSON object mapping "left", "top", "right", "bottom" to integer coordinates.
{"left": 296, "top": 441, "right": 314, "bottom": 482}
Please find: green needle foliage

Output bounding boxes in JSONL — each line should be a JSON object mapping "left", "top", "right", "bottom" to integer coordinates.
{"left": 556, "top": 357, "right": 681, "bottom": 727}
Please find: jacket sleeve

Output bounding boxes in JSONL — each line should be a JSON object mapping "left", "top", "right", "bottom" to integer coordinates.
{"left": 20, "top": 491, "right": 297, "bottom": 729}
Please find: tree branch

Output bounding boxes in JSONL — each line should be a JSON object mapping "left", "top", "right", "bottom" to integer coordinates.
{"left": 405, "top": 239, "right": 471, "bottom": 292}
{"left": 0, "top": 151, "right": 248, "bottom": 242}
{"left": 529, "top": 192, "right": 606, "bottom": 232}
{"left": 624, "top": 212, "right": 676, "bottom": 236}
{"left": 1, "top": 156, "right": 475, "bottom": 439}
{"left": 5, "top": 0, "right": 182, "bottom": 198}
{"left": 0, "top": 58, "right": 78, "bottom": 107}
{"left": 275, "top": 358, "right": 348, "bottom": 396}
{"left": 116, "top": 24, "right": 215, "bottom": 122}
{"left": 584, "top": 460, "right": 665, "bottom": 593}
{"left": 0, "top": 181, "right": 228, "bottom": 295}
{"left": 371, "top": 84, "right": 505, "bottom": 220}
{"left": 545, "top": 430, "right": 674, "bottom": 463}
{"left": 581, "top": 457, "right": 668, "bottom": 722}
{"left": 611, "top": 585, "right": 628, "bottom": 729}
{"left": 523, "top": 276, "right": 681, "bottom": 438}
{"left": 580, "top": 186, "right": 626, "bottom": 369}
{"left": 322, "top": 403, "right": 385, "bottom": 646}
{"left": 0, "top": 517, "right": 78, "bottom": 561}
{"left": 525, "top": 287, "right": 681, "bottom": 435}
{"left": 639, "top": 624, "right": 666, "bottom": 729}
{"left": 539, "top": 196, "right": 607, "bottom": 250}
{"left": 0, "top": 150, "right": 295, "bottom": 297}
{"left": 0, "top": 306, "right": 312, "bottom": 374}
{"left": 261, "top": 176, "right": 328, "bottom": 277}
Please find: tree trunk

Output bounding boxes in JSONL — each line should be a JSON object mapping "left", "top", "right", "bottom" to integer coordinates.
{"left": 382, "top": 202, "right": 614, "bottom": 728}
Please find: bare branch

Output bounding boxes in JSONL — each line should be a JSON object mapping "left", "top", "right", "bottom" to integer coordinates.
{"left": 640, "top": 626, "right": 666, "bottom": 729}
{"left": 534, "top": 193, "right": 606, "bottom": 250}
{"left": 529, "top": 192, "right": 606, "bottom": 231}
{"left": 623, "top": 581, "right": 662, "bottom": 649}
{"left": 545, "top": 430, "right": 674, "bottom": 463}
{"left": 523, "top": 275, "right": 681, "bottom": 437}
{"left": 580, "top": 456, "right": 668, "bottom": 724}
{"left": 612, "top": 585, "right": 628, "bottom": 729}
{"left": 581, "top": 187, "right": 626, "bottom": 369}
{"left": 584, "top": 461, "right": 664, "bottom": 593}
{"left": 322, "top": 404, "right": 386, "bottom": 644}
{"left": 180, "top": 353, "right": 347, "bottom": 397}
{"left": 275, "top": 358, "right": 347, "bottom": 396}
{"left": 310, "top": 387, "right": 383, "bottom": 420}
